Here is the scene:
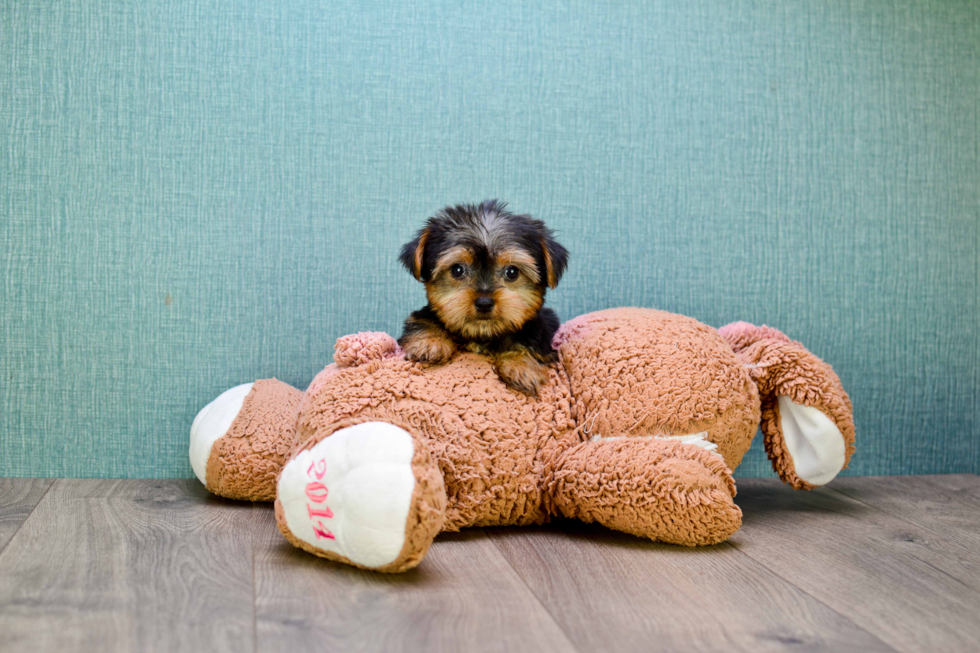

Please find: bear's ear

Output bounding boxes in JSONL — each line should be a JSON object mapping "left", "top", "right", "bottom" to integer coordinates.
{"left": 399, "top": 227, "right": 429, "bottom": 281}
{"left": 540, "top": 233, "right": 568, "bottom": 289}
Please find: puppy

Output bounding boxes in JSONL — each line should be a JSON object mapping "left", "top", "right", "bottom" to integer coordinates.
{"left": 398, "top": 200, "right": 569, "bottom": 395}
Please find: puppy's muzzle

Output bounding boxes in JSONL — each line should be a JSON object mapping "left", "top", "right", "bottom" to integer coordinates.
{"left": 474, "top": 296, "right": 495, "bottom": 314}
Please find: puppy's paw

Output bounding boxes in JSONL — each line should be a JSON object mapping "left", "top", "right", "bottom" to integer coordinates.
{"left": 402, "top": 331, "right": 456, "bottom": 364}
{"left": 495, "top": 353, "right": 550, "bottom": 396}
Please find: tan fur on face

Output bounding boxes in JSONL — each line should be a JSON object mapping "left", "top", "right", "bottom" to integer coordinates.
{"left": 427, "top": 274, "right": 542, "bottom": 340}
{"left": 427, "top": 282, "right": 480, "bottom": 336}
{"left": 493, "top": 285, "right": 543, "bottom": 332}
{"left": 431, "top": 247, "right": 474, "bottom": 279}
{"left": 425, "top": 244, "right": 545, "bottom": 340}
{"left": 497, "top": 248, "right": 540, "bottom": 285}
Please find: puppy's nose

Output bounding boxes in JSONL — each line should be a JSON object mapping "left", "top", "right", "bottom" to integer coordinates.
{"left": 474, "top": 296, "right": 495, "bottom": 313}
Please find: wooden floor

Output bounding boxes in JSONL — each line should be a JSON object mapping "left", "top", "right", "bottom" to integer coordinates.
{"left": 0, "top": 476, "right": 978, "bottom": 652}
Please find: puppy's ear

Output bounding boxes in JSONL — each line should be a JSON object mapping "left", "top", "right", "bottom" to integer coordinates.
{"left": 540, "top": 234, "right": 568, "bottom": 289}
{"left": 399, "top": 227, "right": 429, "bottom": 281}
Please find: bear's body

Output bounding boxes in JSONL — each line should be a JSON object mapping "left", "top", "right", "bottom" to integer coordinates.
{"left": 300, "top": 350, "right": 577, "bottom": 531}
{"left": 190, "top": 308, "right": 854, "bottom": 572}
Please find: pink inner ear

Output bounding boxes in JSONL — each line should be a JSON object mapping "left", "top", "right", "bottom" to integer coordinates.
{"left": 333, "top": 331, "right": 402, "bottom": 368}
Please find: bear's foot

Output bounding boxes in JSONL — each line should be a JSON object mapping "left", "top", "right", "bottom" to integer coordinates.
{"left": 550, "top": 437, "right": 742, "bottom": 546}
{"left": 275, "top": 420, "right": 446, "bottom": 573}
{"left": 189, "top": 379, "right": 304, "bottom": 501}
{"left": 190, "top": 382, "right": 255, "bottom": 487}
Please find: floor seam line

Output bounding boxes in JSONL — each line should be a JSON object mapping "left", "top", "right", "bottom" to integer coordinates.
{"left": 723, "top": 540, "right": 902, "bottom": 653}
{"left": 0, "top": 478, "right": 57, "bottom": 561}
{"left": 483, "top": 528, "right": 586, "bottom": 653}
{"left": 824, "top": 485, "right": 965, "bottom": 544}
{"left": 252, "top": 502, "right": 259, "bottom": 653}
{"left": 917, "top": 474, "right": 980, "bottom": 506}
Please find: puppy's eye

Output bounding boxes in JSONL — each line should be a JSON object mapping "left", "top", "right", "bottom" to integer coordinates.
{"left": 450, "top": 264, "right": 466, "bottom": 279}
{"left": 504, "top": 265, "right": 520, "bottom": 281}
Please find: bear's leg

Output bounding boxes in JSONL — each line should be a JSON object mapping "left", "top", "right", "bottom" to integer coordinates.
{"left": 275, "top": 418, "right": 447, "bottom": 573}
{"left": 548, "top": 437, "right": 742, "bottom": 546}
{"left": 190, "top": 379, "right": 304, "bottom": 501}
{"left": 719, "top": 322, "right": 855, "bottom": 489}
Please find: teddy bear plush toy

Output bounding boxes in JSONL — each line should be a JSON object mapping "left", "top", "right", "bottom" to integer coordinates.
{"left": 189, "top": 307, "right": 854, "bottom": 573}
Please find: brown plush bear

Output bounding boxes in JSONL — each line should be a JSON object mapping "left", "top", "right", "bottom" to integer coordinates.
{"left": 189, "top": 308, "right": 854, "bottom": 573}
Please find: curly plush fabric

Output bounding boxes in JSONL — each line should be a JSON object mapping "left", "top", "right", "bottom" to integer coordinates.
{"left": 555, "top": 308, "right": 760, "bottom": 471}
{"left": 274, "top": 416, "right": 447, "bottom": 573}
{"left": 191, "top": 307, "right": 856, "bottom": 572}
{"left": 719, "top": 321, "right": 856, "bottom": 489}
{"left": 297, "top": 352, "right": 580, "bottom": 531}
{"left": 332, "top": 331, "right": 403, "bottom": 367}
{"left": 205, "top": 379, "right": 304, "bottom": 501}
{"left": 549, "top": 437, "right": 742, "bottom": 545}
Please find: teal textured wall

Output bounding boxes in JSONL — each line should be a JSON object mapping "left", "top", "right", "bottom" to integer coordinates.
{"left": 1, "top": 1, "right": 977, "bottom": 478}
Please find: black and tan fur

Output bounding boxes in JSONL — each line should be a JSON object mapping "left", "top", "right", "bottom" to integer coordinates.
{"left": 398, "top": 200, "right": 569, "bottom": 395}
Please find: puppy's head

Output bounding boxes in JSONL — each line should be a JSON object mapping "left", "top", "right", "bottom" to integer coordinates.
{"left": 400, "top": 200, "right": 568, "bottom": 340}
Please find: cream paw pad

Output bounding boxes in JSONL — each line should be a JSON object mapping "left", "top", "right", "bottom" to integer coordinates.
{"left": 189, "top": 382, "right": 254, "bottom": 486}
{"left": 275, "top": 420, "right": 447, "bottom": 573}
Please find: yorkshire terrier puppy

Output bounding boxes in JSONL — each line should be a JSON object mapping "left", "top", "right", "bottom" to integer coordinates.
{"left": 398, "top": 200, "right": 569, "bottom": 396}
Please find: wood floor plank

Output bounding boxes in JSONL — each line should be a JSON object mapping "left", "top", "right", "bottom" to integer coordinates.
{"left": 732, "top": 478, "right": 980, "bottom": 653}
{"left": 490, "top": 520, "right": 894, "bottom": 653}
{"left": 830, "top": 475, "right": 980, "bottom": 549}
{"left": 1, "top": 475, "right": 975, "bottom": 652}
{"left": 0, "top": 479, "right": 255, "bottom": 653}
{"left": 252, "top": 504, "right": 578, "bottom": 653}
{"left": 919, "top": 473, "right": 980, "bottom": 503}
{"left": 0, "top": 478, "right": 54, "bottom": 555}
